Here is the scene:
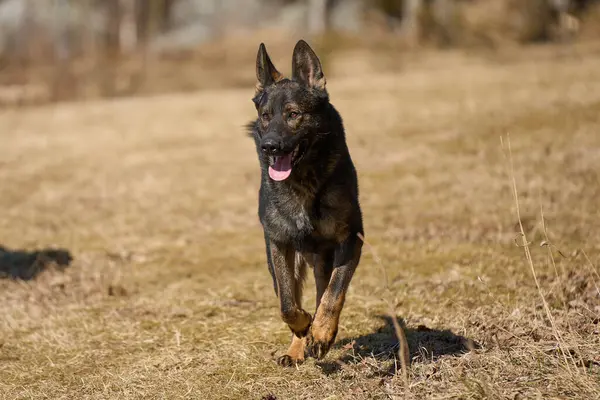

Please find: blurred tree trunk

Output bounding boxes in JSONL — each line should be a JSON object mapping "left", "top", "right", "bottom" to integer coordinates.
{"left": 17, "top": 0, "right": 33, "bottom": 66}
{"left": 80, "top": 0, "right": 97, "bottom": 99}
{"left": 133, "top": 0, "right": 149, "bottom": 95}
{"left": 429, "top": 0, "right": 460, "bottom": 47}
{"left": 517, "top": 0, "right": 555, "bottom": 42}
{"left": 135, "top": 0, "right": 150, "bottom": 47}
{"left": 81, "top": 0, "right": 96, "bottom": 58}
{"left": 308, "top": 0, "right": 328, "bottom": 35}
{"left": 52, "top": 0, "right": 76, "bottom": 101}
{"left": 120, "top": 0, "right": 137, "bottom": 52}
{"left": 401, "top": 0, "right": 423, "bottom": 46}
{"left": 135, "top": 0, "right": 174, "bottom": 45}
{"left": 106, "top": 0, "right": 122, "bottom": 55}
{"left": 12, "top": 0, "right": 34, "bottom": 88}
{"left": 162, "top": 0, "right": 175, "bottom": 32}
{"left": 133, "top": 0, "right": 171, "bottom": 96}
{"left": 102, "top": 0, "right": 122, "bottom": 96}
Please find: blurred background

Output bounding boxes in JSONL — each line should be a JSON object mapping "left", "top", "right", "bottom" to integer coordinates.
{"left": 2, "top": 3, "right": 600, "bottom": 397}
{"left": 1, "top": 0, "right": 599, "bottom": 106}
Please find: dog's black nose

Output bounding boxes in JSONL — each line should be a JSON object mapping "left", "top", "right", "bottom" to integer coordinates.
{"left": 261, "top": 138, "right": 280, "bottom": 154}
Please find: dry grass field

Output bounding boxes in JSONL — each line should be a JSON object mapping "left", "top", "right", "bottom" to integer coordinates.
{"left": 1, "top": 41, "right": 600, "bottom": 399}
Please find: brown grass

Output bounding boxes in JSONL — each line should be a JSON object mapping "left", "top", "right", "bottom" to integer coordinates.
{"left": 1, "top": 40, "right": 600, "bottom": 399}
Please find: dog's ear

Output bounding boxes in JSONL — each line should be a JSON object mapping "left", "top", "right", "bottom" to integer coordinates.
{"left": 255, "top": 43, "right": 282, "bottom": 95}
{"left": 292, "top": 40, "right": 326, "bottom": 91}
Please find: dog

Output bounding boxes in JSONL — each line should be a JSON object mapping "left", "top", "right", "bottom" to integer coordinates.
{"left": 247, "top": 39, "right": 364, "bottom": 366}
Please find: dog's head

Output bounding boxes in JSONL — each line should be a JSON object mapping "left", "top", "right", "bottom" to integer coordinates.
{"left": 251, "top": 40, "right": 331, "bottom": 182}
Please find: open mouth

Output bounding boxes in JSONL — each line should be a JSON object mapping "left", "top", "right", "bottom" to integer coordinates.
{"left": 268, "top": 143, "right": 305, "bottom": 181}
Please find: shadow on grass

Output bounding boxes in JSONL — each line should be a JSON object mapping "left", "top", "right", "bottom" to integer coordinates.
{"left": 0, "top": 245, "right": 73, "bottom": 280}
{"left": 317, "top": 315, "right": 477, "bottom": 376}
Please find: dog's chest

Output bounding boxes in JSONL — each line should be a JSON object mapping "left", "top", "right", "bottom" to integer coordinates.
{"left": 274, "top": 200, "right": 313, "bottom": 234}
{"left": 263, "top": 184, "right": 343, "bottom": 246}
{"left": 292, "top": 205, "right": 312, "bottom": 232}
{"left": 283, "top": 200, "right": 339, "bottom": 241}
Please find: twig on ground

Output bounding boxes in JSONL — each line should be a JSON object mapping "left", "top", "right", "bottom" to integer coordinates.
{"left": 357, "top": 232, "right": 410, "bottom": 386}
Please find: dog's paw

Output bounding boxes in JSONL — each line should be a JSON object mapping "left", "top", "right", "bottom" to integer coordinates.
{"left": 306, "top": 326, "right": 337, "bottom": 360}
{"left": 277, "top": 354, "right": 302, "bottom": 367}
{"left": 307, "top": 339, "right": 330, "bottom": 360}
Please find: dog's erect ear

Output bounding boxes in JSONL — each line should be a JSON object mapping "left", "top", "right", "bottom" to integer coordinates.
{"left": 292, "top": 40, "right": 326, "bottom": 91}
{"left": 255, "top": 43, "right": 283, "bottom": 95}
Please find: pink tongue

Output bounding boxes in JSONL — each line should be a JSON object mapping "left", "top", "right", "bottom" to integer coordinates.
{"left": 268, "top": 154, "right": 292, "bottom": 181}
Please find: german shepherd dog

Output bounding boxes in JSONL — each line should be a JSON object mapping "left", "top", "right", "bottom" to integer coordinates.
{"left": 247, "top": 40, "right": 364, "bottom": 366}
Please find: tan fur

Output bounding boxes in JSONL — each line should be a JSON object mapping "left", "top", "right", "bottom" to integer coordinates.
{"left": 310, "top": 290, "right": 345, "bottom": 347}
{"left": 277, "top": 335, "right": 306, "bottom": 366}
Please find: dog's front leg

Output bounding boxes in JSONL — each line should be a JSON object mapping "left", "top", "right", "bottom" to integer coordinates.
{"left": 269, "top": 240, "right": 312, "bottom": 366}
{"left": 307, "top": 233, "right": 362, "bottom": 360}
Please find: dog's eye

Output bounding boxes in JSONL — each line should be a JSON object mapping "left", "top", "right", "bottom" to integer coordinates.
{"left": 288, "top": 112, "right": 299, "bottom": 119}
{"left": 261, "top": 113, "right": 270, "bottom": 121}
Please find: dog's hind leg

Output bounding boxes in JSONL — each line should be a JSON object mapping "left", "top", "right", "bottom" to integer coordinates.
{"left": 307, "top": 234, "right": 363, "bottom": 360}
{"left": 269, "top": 243, "right": 311, "bottom": 366}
